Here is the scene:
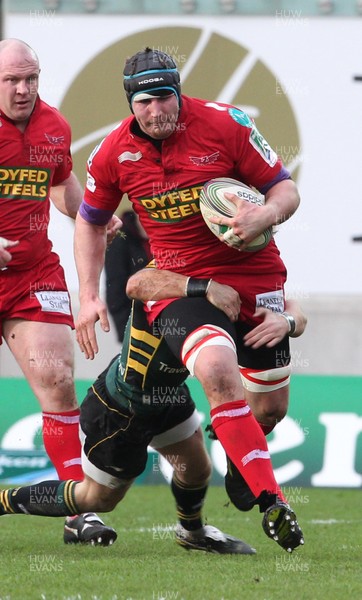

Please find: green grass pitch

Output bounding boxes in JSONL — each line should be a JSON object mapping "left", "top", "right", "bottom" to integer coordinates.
{"left": 0, "top": 486, "right": 361, "bottom": 600}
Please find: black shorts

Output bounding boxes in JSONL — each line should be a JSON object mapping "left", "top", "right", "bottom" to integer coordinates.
{"left": 157, "top": 298, "right": 290, "bottom": 370}
{"left": 80, "top": 371, "right": 198, "bottom": 487}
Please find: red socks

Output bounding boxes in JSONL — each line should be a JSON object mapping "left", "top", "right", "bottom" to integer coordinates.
{"left": 42, "top": 409, "right": 83, "bottom": 480}
{"left": 211, "top": 400, "right": 284, "bottom": 501}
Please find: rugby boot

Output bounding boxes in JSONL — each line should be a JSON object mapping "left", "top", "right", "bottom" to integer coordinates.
{"left": 64, "top": 512, "right": 117, "bottom": 546}
{"left": 175, "top": 523, "right": 256, "bottom": 555}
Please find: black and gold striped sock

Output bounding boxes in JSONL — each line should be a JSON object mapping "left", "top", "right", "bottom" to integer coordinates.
{"left": 171, "top": 475, "right": 208, "bottom": 531}
{"left": 0, "top": 480, "right": 80, "bottom": 517}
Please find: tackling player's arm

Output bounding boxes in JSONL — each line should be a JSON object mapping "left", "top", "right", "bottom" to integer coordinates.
{"left": 126, "top": 267, "right": 241, "bottom": 322}
{"left": 243, "top": 299, "right": 307, "bottom": 349}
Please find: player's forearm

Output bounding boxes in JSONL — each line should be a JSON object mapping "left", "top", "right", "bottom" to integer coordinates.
{"left": 74, "top": 214, "right": 107, "bottom": 301}
{"left": 126, "top": 268, "right": 187, "bottom": 301}
{"left": 284, "top": 299, "right": 307, "bottom": 337}
{"left": 264, "top": 179, "right": 300, "bottom": 226}
{"left": 127, "top": 268, "right": 240, "bottom": 322}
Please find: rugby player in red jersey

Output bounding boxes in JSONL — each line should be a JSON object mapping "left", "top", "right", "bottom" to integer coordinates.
{"left": 0, "top": 38, "right": 117, "bottom": 545}
{"left": 74, "top": 47, "right": 304, "bottom": 552}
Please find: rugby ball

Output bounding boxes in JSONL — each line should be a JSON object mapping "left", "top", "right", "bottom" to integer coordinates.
{"left": 199, "top": 177, "right": 273, "bottom": 251}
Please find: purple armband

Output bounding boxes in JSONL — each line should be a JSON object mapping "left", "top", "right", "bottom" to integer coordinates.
{"left": 79, "top": 200, "right": 114, "bottom": 226}
{"left": 259, "top": 167, "right": 291, "bottom": 195}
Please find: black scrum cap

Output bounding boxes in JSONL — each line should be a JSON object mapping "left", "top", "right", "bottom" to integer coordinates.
{"left": 123, "top": 47, "right": 181, "bottom": 109}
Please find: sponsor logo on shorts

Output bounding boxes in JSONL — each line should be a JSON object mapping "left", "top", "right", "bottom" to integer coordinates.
{"left": 34, "top": 291, "right": 71, "bottom": 315}
{"left": 256, "top": 289, "right": 284, "bottom": 312}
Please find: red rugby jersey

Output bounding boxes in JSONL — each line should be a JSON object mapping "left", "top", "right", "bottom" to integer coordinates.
{"left": 83, "top": 96, "right": 289, "bottom": 320}
{"left": 0, "top": 96, "right": 72, "bottom": 269}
